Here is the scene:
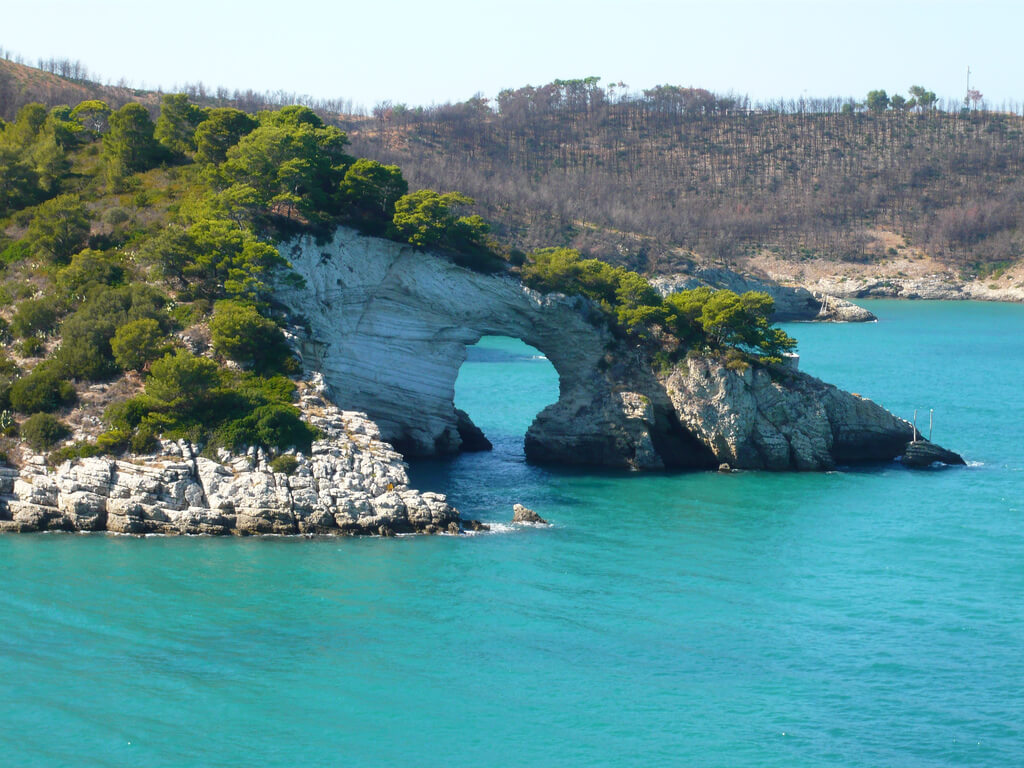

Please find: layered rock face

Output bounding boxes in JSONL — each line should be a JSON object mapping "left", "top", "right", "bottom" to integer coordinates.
{"left": 0, "top": 382, "right": 460, "bottom": 536}
{"left": 276, "top": 229, "right": 615, "bottom": 457}
{"left": 661, "top": 357, "right": 915, "bottom": 470}
{"left": 522, "top": 349, "right": 920, "bottom": 472}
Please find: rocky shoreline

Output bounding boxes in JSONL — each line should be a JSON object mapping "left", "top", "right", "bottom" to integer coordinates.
{"left": 0, "top": 377, "right": 464, "bottom": 536}
{"left": 0, "top": 229, "right": 970, "bottom": 538}
{"left": 809, "top": 273, "right": 1024, "bottom": 303}
{"left": 732, "top": 249, "right": 1024, "bottom": 306}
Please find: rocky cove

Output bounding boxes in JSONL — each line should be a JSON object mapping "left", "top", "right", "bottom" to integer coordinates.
{"left": 0, "top": 228, "right": 961, "bottom": 536}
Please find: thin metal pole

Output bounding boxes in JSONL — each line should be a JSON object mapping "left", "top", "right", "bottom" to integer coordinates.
{"left": 929, "top": 409, "right": 933, "bottom": 441}
{"left": 913, "top": 409, "right": 918, "bottom": 442}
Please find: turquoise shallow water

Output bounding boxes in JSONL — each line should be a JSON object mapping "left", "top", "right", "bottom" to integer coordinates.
{"left": 2, "top": 300, "right": 1023, "bottom": 767}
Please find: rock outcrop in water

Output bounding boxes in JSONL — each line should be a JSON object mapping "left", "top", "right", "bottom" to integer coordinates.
{"left": 0, "top": 378, "right": 462, "bottom": 535}
{"left": 900, "top": 440, "right": 967, "bottom": 468}
{"left": 276, "top": 228, "right": 952, "bottom": 472}
{"left": 660, "top": 357, "right": 918, "bottom": 470}
{"left": 523, "top": 348, "right": 929, "bottom": 471}
{"left": 512, "top": 504, "right": 548, "bottom": 524}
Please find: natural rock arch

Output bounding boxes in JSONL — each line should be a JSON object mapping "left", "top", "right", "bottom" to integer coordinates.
{"left": 277, "top": 228, "right": 924, "bottom": 471}
{"left": 277, "top": 229, "right": 606, "bottom": 453}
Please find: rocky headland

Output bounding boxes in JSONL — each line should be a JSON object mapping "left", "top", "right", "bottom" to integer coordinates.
{"left": 277, "top": 228, "right": 954, "bottom": 472}
{"left": 650, "top": 270, "right": 876, "bottom": 323}
{"left": 1, "top": 228, "right": 963, "bottom": 537}
{"left": 737, "top": 247, "right": 1024, "bottom": 305}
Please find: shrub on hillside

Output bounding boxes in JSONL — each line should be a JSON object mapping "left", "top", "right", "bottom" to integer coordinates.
{"left": 145, "top": 350, "right": 220, "bottom": 412}
{"left": 56, "top": 249, "right": 125, "bottom": 296}
{"left": 0, "top": 354, "right": 19, "bottom": 412}
{"left": 104, "top": 396, "right": 155, "bottom": 431}
{"left": 9, "top": 363, "right": 76, "bottom": 413}
{"left": 269, "top": 454, "right": 299, "bottom": 475}
{"left": 111, "top": 318, "right": 169, "bottom": 372}
{"left": 11, "top": 299, "right": 58, "bottom": 339}
{"left": 55, "top": 284, "right": 170, "bottom": 380}
{"left": 24, "top": 194, "right": 91, "bottom": 264}
{"left": 130, "top": 422, "right": 159, "bottom": 454}
{"left": 18, "top": 337, "right": 44, "bottom": 357}
{"left": 0, "top": 240, "right": 31, "bottom": 266}
{"left": 20, "top": 413, "right": 70, "bottom": 452}
{"left": 210, "top": 300, "right": 295, "bottom": 375}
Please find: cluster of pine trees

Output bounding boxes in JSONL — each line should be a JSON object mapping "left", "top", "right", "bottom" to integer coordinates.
{"left": 0, "top": 92, "right": 508, "bottom": 462}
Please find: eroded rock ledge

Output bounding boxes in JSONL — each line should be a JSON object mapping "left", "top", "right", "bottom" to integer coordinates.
{"left": 524, "top": 348, "right": 924, "bottom": 471}
{"left": 0, "top": 380, "right": 461, "bottom": 536}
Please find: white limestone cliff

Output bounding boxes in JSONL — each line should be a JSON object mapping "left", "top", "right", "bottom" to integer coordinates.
{"left": 275, "top": 228, "right": 617, "bottom": 457}
{"left": 0, "top": 379, "right": 461, "bottom": 535}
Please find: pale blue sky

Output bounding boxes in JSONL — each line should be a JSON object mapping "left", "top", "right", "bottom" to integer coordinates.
{"left": 3, "top": 0, "right": 1022, "bottom": 110}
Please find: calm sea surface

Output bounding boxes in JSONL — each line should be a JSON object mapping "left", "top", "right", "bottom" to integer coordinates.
{"left": 2, "top": 300, "right": 1022, "bottom": 767}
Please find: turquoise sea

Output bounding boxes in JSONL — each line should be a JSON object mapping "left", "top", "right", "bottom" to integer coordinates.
{"left": 1, "top": 300, "right": 1022, "bottom": 767}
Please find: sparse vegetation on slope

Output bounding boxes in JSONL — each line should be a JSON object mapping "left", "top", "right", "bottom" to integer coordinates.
{"left": 343, "top": 78, "right": 1024, "bottom": 277}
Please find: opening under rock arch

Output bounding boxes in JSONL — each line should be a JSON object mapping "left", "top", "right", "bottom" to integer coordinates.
{"left": 454, "top": 336, "right": 559, "bottom": 457}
